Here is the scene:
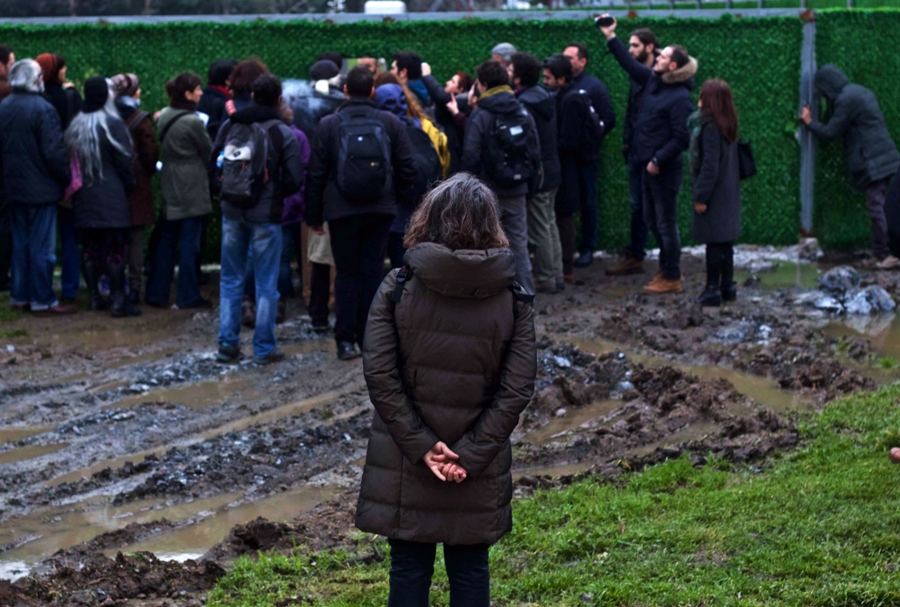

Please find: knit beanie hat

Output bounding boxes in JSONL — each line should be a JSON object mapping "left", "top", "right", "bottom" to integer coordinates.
{"left": 310, "top": 59, "right": 340, "bottom": 82}
{"left": 82, "top": 76, "right": 109, "bottom": 113}
{"left": 35, "top": 53, "right": 64, "bottom": 85}
{"left": 110, "top": 73, "right": 139, "bottom": 98}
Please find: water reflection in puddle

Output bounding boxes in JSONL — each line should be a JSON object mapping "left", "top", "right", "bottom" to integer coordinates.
{"left": 524, "top": 400, "right": 623, "bottom": 445}
{"left": 825, "top": 314, "right": 900, "bottom": 361}
{"left": 0, "top": 425, "right": 54, "bottom": 445}
{"left": 0, "top": 442, "right": 69, "bottom": 465}
{"left": 736, "top": 262, "right": 822, "bottom": 291}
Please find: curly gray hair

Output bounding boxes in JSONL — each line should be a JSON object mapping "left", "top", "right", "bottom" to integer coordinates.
{"left": 8, "top": 59, "right": 44, "bottom": 93}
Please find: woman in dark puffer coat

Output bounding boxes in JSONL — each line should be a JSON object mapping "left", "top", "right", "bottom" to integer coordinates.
{"left": 358, "top": 173, "right": 537, "bottom": 607}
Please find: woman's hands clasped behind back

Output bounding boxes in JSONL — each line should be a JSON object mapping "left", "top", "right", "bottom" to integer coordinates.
{"left": 423, "top": 441, "right": 468, "bottom": 484}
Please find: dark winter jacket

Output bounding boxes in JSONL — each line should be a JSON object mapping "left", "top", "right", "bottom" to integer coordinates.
{"left": 72, "top": 117, "right": 135, "bottom": 230}
{"left": 608, "top": 36, "right": 696, "bottom": 171}
{"left": 555, "top": 83, "right": 593, "bottom": 215}
{"left": 357, "top": 243, "right": 537, "bottom": 545}
{"left": 808, "top": 65, "right": 900, "bottom": 190}
{"left": 572, "top": 71, "right": 616, "bottom": 146}
{"left": 516, "top": 85, "right": 561, "bottom": 193}
{"left": 211, "top": 104, "right": 306, "bottom": 225}
{"left": 690, "top": 114, "right": 741, "bottom": 244}
{"left": 305, "top": 98, "right": 418, "bottom": 226}
{"left": 282, "top": 124, "right": 312, "bottom": 226}
{"left": 292, "top": 85, "right": 345, "bottom": 146}
{"left": 117, "top": 98, "right": 159, "bottom": 228}
{"left": 624, "top": 50, "right": 661, "bottom": 156}
{"left": 198, "top": 85, "right": 230, "bottom": 142}
{"left": 422, "top": 75, "right": 468, "bottom": 175}
{"left": 460, "top": 88, "right": 541, "bottom": 198}
{"left": 159, "top": 106, "right": 213, "bottom": 221}
{"left": 218, "top": 92, "right": 252, "bottom": 130}
{"left": 43, "top": 83, "right": 82, "bottom": 131}
{"left": 0, "top": 91, "right": 71, "bottom": 207}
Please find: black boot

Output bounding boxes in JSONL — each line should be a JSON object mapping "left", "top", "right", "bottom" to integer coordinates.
{"left": 698, "top": 244, "right": 724, "bottom": 307}
{"left": 721, "top": 244, "right": 736, "bottom": 302}
{"left": 82, "top": 259, "right": 109, "bottom": 311}
{"left": 109, "top": 262, "right": 141, "bottom": 318}
{"left": 696, "top": 284, "right": 722, "bottom": 307}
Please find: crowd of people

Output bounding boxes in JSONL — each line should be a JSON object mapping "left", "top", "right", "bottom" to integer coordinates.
{"left": 2, "top": 13, "right": 899, "bottom": 364}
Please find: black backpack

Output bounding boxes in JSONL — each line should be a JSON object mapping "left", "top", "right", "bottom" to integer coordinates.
{"left": 335, "top": 107, "right": 392, "bottom": 203}
{"left": 484, "top": 108, "right": 536, "bottom": 189}
{"left": 405, "top": 126, "right": 442, "bottom": 204}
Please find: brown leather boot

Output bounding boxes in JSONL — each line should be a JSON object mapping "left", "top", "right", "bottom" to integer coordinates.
{"left": 643, "top": 276, "right": 683, "bottom": 294}
{"left": 606, "top": 255, "right": 646, "bottom": 276}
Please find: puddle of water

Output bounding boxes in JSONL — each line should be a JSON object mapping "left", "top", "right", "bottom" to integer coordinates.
{"left": 46, "top": 447, "right": 166, "bottom": 487}
{"left": 0, "top": 425, "right": 54, "bottom": 445}
{"left": 566, "top": 337, "right": 812, "bottom": 414}
{"left": 0, "top": 442, "right": 69, "bottom": 465}
{"left": 736, "top": 262, "right": 821, "bottom": 291}
{"left": 525, "top": 400, "right": 624, "bottom": 445}
{"left": 623, "top": 421, "right": 721, "bottom": 459}
{"left": 111, "top": 485, "right": 337, "bottom": 559}
{"left": 825, "top": 314, "right": 900, "bottom": 361}
{"left": 109, "top": 376, "right": 260, "bottom": 410}
{"left": 0, "top": 560, "right": 30, "bottom": 582}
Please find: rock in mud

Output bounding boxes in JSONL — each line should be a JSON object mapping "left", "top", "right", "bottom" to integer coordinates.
{"left": 820, "top": 266, "right": 861, "bottom": 295}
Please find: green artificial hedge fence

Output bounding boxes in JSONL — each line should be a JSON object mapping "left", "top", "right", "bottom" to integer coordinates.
{"left": 0, "top": 15, "right": 804, "bottom": 259}
{"left": 814, "top": 10, "right": 900, "bottom": 250}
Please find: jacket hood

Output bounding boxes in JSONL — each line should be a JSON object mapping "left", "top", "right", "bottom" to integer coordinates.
{"left": 477, "top": 90, "right": 521, "bottom": 115}
{"left": 406, "top": 243, "right": 516, "bottom": 299}
{"left": 375, "top": 83, "right": 419, "bottom": 127}
{"left": 516, "top": 85, "right": 554, "bottom": 121}
{"left": 661, "top": 57, "right": 698, "bottom": 86}
{"left": 814, "top": 64, "right": 849, "bottom": 100}
{"left": 231, "top": 103, "right": 280, "bottom": 125}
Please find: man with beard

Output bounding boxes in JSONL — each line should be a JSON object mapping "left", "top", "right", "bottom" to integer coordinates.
{"left": 606, "top": 29, "right": 659, "bottom": 277}
{"left": 600, "top": 15, "right": 696, "bottom": 295}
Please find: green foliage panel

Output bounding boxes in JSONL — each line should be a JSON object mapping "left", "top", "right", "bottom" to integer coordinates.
{"left": 0, "top": 16, "right": 802, "bottom": 258}
{"left": 814, "top": 10, "right": 900, "bottom": 250}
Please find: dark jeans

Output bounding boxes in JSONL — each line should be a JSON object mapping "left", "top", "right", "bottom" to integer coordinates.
{"left": 245, "top": 224, "right": 302, "bottom": 300}
{"left": 578, "top": 160, "right": 599, "bottom": 254}
{"left": 388, "top": 231, "right": 406, "bottom": 270}
{"left": 0, "top": 203, "right": 11, "bottom": 290}
{"left": 10, "top": 204, "right": 58, "bottom": 310}
{"left": 58, "top": 206, "right": 80, "bottom": 300}
{"left": 329, "top": 214, "right": 391, "bottom": 346}
{"left": 556, "top": 211, "right": 576, "bottom": 276}
{"left": 643, "top": 167, "right": 683, "bottom": 280}
{"left": 628, "top": 156, "right": 649, "bottom": 260}
{"left": 146, "top": 215, "right": 205, "bottom": 308}
{"left": 388, "top": 539, "right": 490, "bottom": 607}
{"left": 308, "top": 262, "right": 331, "bottom": 326}
{"left": 705, "top": 241, "right": 734, "bottom": 289}
{"left": 866, "top": 177, "right": 891, "bottom": 259}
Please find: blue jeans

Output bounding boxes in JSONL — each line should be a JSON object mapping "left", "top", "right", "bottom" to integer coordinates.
{"left": 578, "top": 160, "right": 599, "bottom": 254}
{"left": 10, "top": 204, "right": 58, "bottom": 310}
{"left": 628, "top": 156, "right": 649, "bottom": 260}
{"left": 244, "top": 224, "right": 300, "bottom": 300}
{"left": 58, "top": 206, "right": 80, "bottom": 299}
{"left": 218, "top": 217, "right": 281, "bottom": 358}
{"left": 146, "top": 215, "right": 204, "bottom": 308}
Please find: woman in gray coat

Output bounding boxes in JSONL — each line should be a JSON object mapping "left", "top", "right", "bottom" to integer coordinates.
{"left": 690, "top": 79, "right": 741, "bottom": 307}
{"left": 66, "top": 77, "right": 138, "bottom": 317}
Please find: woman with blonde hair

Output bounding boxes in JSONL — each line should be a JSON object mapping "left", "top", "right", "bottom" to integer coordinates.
{"left": 357, "top": 173, "right": 537, "bottom": 607}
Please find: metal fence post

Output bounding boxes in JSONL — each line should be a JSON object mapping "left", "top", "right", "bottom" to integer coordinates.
{"left": 799, "top": 18, "right": 817, "bottom": 234}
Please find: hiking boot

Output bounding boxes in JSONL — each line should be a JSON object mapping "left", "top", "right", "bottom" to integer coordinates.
{"left": 536, "top": 281, "right": 558, "bottom": 295}
{"left": 606, "top": 255, "right": 646, "bottom": 276}
{"left": 276, "top": 299, "right": 286, "bottom": 324}
{"left": 337, "top": 341, "right": 361, "bottom": 361}
{"left": 241, "top": 298, "right": 256, "bottom": 329}
{"left": 109, "top": 263, "right": 141, "bottom": 318}
{"left": 695, "top": 284, "right": 722, "bottom": 307}
{"left": 721, "top": 282, "right": 738, "bottom": 302}
{"left": 643, "top": 276, "right": 683, "bottom": 294}
{"left": 83, "top": 260, "right": 109, "bottom": 311}
{"left": 876, "top": 255, "right": 900, "bottom": 270}
{"left": 573, "top": 251, "right": 594, "bottom": 268}
{"left": 32, "top": 303, "right": 76, "bottom": 316}
{"left": 254, "top": 349, "right": 286, "bottom": 365}
{"left": 644, "top": 271, "right": 664, "bottom": 289}
{"left": 216, "top": 343, "right": 242, "bottom": 364}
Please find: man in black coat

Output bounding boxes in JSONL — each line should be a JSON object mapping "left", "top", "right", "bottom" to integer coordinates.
{"left": 801, "top": 65, "right": 900, "bottom": 268}
{"left": 512, "top": 52, "right": 563, "bottom": 295}
{"left": 543, "top": 54, "right": 593, "bottom": 285}
{"left": 306, "top": 67, "right": 418, "bottom": 361}
{"left": 460, "top": 60, "right": 541, "bottom": 295}
{"left": 562, "top": 42, "right": 616, "bottom": 268}
{"left": 606, "top": 28, "right": 659, "bottom": 277}
{"left": 0, "top": 59, "right": 73, "bottom": 315}
{"left": 199, "top": 59, "right": 237, "bottom": 142}
{"left": 601, "top": 15, "right": 696, "bottom": 295}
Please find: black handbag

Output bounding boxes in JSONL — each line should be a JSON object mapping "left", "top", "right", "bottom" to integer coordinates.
{"left": 737, "top": 140, "right": 757, "bottom": 180}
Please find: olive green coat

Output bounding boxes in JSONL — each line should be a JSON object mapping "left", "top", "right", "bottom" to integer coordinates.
{"left": 158, "top": 107, "right": 213, "bottom": 220}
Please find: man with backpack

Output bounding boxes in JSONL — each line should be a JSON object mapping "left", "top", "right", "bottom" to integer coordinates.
{"left": 543, "top": 54, "right": 605, "bottom": 285}
{"left": 306, "top": 67, "right": 418, "bottom": 362}
{"left": 210, "top": 73, "right": 305, "bottom": 365}
{"left": 460, "top": 60, "right": 541, "bottom": 295}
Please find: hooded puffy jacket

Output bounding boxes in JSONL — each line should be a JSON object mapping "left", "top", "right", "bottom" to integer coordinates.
{"left": 808, "top": 65, "right": 900, "bottom": 190}
{"left": 516, "top": 85, "right": 561, "bottom": 193}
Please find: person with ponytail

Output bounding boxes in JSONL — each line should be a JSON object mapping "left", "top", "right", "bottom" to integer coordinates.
{"left": 145, "top": 72, "right": 212, "bottom": 310}
{"left": 689, "top": 78, "right": 742, "bottom": 307}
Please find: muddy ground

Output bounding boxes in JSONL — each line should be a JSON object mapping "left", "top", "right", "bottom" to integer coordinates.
{"left": 0, "top": 251, "right": 897, "bottom": 606}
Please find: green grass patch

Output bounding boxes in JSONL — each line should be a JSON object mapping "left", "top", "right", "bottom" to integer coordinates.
{"left": 207, "top": 387, "right": 900, "bottom": 607}
{"left": 0, "top": 328, "right": 26, "bottom": 339}
{"left": 877, "top": 357, "right": 900, "bottom": 370}
{"left": 0, "top": 306, "right": 21, "bottom": 323}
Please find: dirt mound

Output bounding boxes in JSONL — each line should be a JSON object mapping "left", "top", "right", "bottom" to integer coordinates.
{"left": 11, "top": 551, "right": 224, "bottom": 606}
{"left": 51, "top": 520, "right": 180, "bottom": 562}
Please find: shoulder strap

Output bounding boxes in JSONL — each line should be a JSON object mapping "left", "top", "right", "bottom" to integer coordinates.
{"left": 508, "top": 282, "right": 534, "bottom": 321}
{"left": 159, "top": 111, "right": 192, "bottom": 145}
{"left": 127, "top": 110, "right": 149, "bottom": 132}
{"left": 390, "top": 265, "right": 413, "bottom": 314}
